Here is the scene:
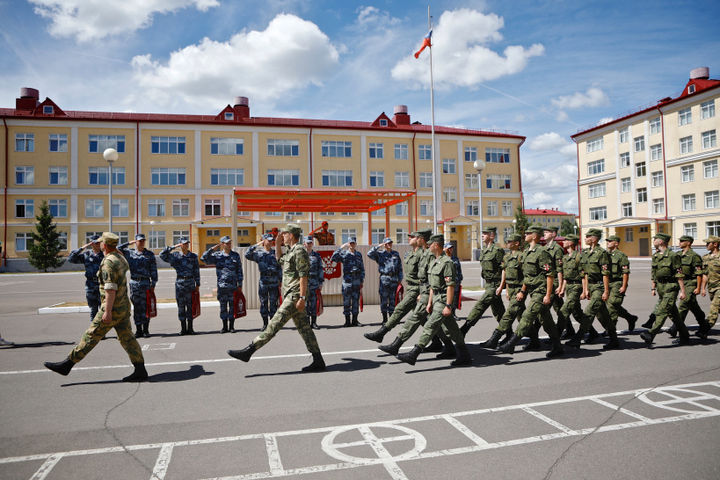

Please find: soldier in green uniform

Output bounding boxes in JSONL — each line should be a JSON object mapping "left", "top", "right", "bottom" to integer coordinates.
{"left": 499, "top": 226, "right": 564, "bottom": 358}
{"left": 44, "top": 232, "right": 148, "bottom": 382}
{"left": 606, "top": 235, "right": 638, "bottom": 332}
{"left": 395, "top": 235, "right": 471, "bottom": 366}
{"left": 640, "top": 233, "right": 689, "bottom": 346}
{"left": 480, "top": 233, "right": 524, "bottom": 349}
{"left": 542, "top": 227, "right": 568, "bottom": 340}
{"left": 701, "top": 236, "right": 720, "bottom": 335}
{"left": 460, "top": 227, "right": 505, "bottom": 337}
{"left": 227, "top": 224, "right": 326, "bottom": 372}
{"left": 667, "top": 235, "right": 709, "bottom": 338}
{"left": 557, "top": 234, "right": 584, "bottom": 338}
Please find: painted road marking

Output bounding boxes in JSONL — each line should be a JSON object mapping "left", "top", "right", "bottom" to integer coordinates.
{"left": 2, "top": 381, "right": 719, "bottom": 480}
{"left": 142, "top": 342, "right": 176, "bottom": 351}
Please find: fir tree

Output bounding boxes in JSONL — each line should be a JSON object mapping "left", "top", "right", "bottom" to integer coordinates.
{"left": 560, "top": 218, "right": 579, "bottom": 236}
{"left": 513, "top": 205, "right": 530, "bottom": 238}
{"left": 28, "top": 201, "right": 65, "bottom": 272}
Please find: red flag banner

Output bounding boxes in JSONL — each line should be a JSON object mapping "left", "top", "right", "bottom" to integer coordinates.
{"left": 233, "top": 289, "right": 247, "bottom": 318}
{"left": 360, "top": 291, "right": 363, "bottom": 312}
{"left": 191, "top": 288, "right": 201, "bottom": 319}
{"left": 146, "top": 288, "right": 157, "bottom": 318}
{"left": 457, "top": 285, "right": 462, "bottom": 310}
{"left": 395, "top": 283, "right": 404, "bottom": 305}
{"left": 319, "top": 250, "right": 342, "bottom": 280}
{"left": 316, "top": 289, "right": 324, "bottom": 316}
{"left": 414, "top": 30, "right": 432, "bottom": 58}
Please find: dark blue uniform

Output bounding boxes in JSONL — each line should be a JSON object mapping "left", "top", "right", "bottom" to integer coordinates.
{"left": 67, "top": 247, "right": 103, "bottom": 321}
{"left": 118, "top": 243, "right": 158, "bottom": 330}
{"left": 202, "top": 247, "right": 243, "bottom": 331}
{"left": 367, "top": 245, "right": 403, "bottom": 315}
{"left": 245, "top": 245, "right": 281, "bottom": 322}
{"left": 449, "top": 253, "right": 463, "bottom": 310}
{"left": 331, "top": 247, "right": 365, "bottom": 318}
{"left": 160, "top": 247, "right": 200, "bottom": 332}
{"left": 307, "top": 250, "right": 325, "bottom": 318}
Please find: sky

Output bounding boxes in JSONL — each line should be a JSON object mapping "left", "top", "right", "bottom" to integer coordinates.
{"left": 1, "top": 0, "right": 719, "bottom": 214}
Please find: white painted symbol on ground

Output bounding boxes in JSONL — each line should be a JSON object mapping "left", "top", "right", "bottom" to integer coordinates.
{"left": 141, "top": 342, "right": 176, "bottom": 351}
{"left": 637, "top": 386, "right": 720, "bottom": 414}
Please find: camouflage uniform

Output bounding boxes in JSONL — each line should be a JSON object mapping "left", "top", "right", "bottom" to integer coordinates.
{"left": 384, "top": 247, "right": 422, "bottom": 330}
{"left": 607, "top": 248, "right": 632, "bottom": 328}
{"left": 496, "top": 249, "right": 526, "bottom": 334}
{"left": 67, "top": 246, "right": 103, "bottom": 321}
{"left": 648, "top": 248, "right": 685, "bottom": 336}
{"left": 160, "top": 247, "right": 200, "bottom": 326}
{"left": 544, "top": 241, "right": 567, "bottom": 330}
{"left": 118, "top": 243, "right": 158, "bottom": 329}
{"left": 514, "top": 245, "right": 559, "bottom": 340}
{"left": 306, "top": 249, "right": 325, "bottom": 318}
{"left": 396, "top": 248, "right": 435, "bottom": 342}
{"left": 703, "top": 249, "right": 720, "bottom": 327}
{"left": 559, "top": 248, "right": 584, "bottom": 331}
{"left": 575, "top": 246, "right": 613, "bottom": 336}
{"left": 331, "top": 247, "right": 365, "bottom": 316}
{"left": 367, "top": 244, "right": 403, "bottom": 315}
{"left": 313, "top": 230, "right": 335, "bottom": 245}
{"left": 677, "top": 248, "right": 706, "bottom": 326}
{"left": 201, "top": 247, "right": 243, "bottom": 329}
{"left": 245, "top": 245, "right": 282, "bottom": 321}
{"left": 462, "top": 242, "right": 506, "bottom": 333}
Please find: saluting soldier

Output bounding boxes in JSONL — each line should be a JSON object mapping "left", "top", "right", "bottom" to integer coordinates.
{"left": 557, "top": 234, "right": 584, "bottom": 339}
{"left": 160, "top": 237, "right": 200, "bottom": 335}
{"left": 367, "top": 237, "right": 403, "bottom": 323}
{"left": 640, "top": 233, "right": 689, "bottom": 346}
{"left": 331, "top": 237, "right": 365, "bottom": 326}
{"left": 313, "top": 221, "right": 335, "bottom": 245}
{"left": 395, "top": 235, "right": 471, "bottom": 366}
{"left": 202, "top": 235, "right": 243, "bottom": 333}
{"left": 67, "top": 234, "right": 104, "bottom": 321}
{"left": 118, "top": 234, "right": 158, "bottom": 338}
{"left": 443, "top": 242, "right": 463, "bottom": 311}
{"left": 701, "top": 236, "right": 720, "bottom": 336}
{"left": 668, "top": 235, "right": 710, "bottom": 338}
{"left": 305, "top": 235, "right": 325, "bottom": 329}
{"left": 460, "top": 227, "right": 506, "bottom": 336}
{"left": 227, "top": 224, "right": 326, "bottom": 372}
{"left": 606, "top": 235, "right": 638, "bottom": 332}
{"left": 245, "top": 233, "right": 281, "bottom": 330}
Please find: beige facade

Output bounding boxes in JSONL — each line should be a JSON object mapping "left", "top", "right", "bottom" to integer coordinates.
{"left": 573, "top": 68, "right": 720, "bottom": 256}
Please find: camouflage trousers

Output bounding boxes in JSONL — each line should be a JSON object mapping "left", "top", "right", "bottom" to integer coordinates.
{"left": 559, "top": 283, "right": 584, "bottom": 331}
{"left": 129, "top": 280, "right": 151, "bottom": 326}
{"left": 306, "top": 285, "right": 321, "bottom": 317}
{"left": 69, "top": 307, "right": 144, "bottom": 364}
{"left": 678, "top": 281, "right": 706, "bottom": 325}
{"left": 550, "top": 284, "right": 567, "bottom": 328}
{"left": 709, "top": 287, "right": 720, "bottom": 327}
{"left": 465, "top": 281, "right": 505, "bottom": 326}
{"left": 86, "top": 286, "right": 101, "bottom": 322}
{"left": 175, "top": 279, "right": 195, "bottom": 322}
{"left": 415, "top": 294, "right": 465, "bottom": 348}
{"left": 397, "top": 291, "right": 432, "bottom": 342}
{"left": 497, "top": 285, "right": 526, "bottom": 333}
{"left": 384, "top": 285, "right": 420, "bottom": 330}
{"left": 607, "top": 281, "right": 634, "bottom": 327}
{"left": 342, "top": 281, "right": 362, "bottom": 316}
{"left": 578, "top": 283, "right": 613, "bottom": 334}
{"left": 217, "top": 286, "right": 236, "bottom": 321}
{"left": 515, "top": 287, "right": 559, "bottom": 340}
{"left": 258, "top": 283, "right": 280, "bottom": 319}
{"left": 252, "top": 295, "right": 320, "bottom": 354}
{"left": 649, "top": 282, "right": 682, "bottom": 334}
{"left": 379, "top": 278, "right": 399, "bottom": 314}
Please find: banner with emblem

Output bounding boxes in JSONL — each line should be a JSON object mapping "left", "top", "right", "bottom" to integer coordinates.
{"left": 233, "top": 289, "right": 247, "bottom": 318}
{"left": 191, "top": 288, "right": 201, "bottom": 319}
{"left": 316, "top": 289, "right": 324, "bottom": 316}
{"left": 146, "top": 288, "right": 157, "bottom": 318}
{"left": 318, "top": 250, "right": 342, "bottom": 280}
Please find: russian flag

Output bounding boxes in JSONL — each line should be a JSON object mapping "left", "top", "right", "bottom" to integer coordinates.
{"left": 414, "top": 30, "right": 432, "bottom": 58}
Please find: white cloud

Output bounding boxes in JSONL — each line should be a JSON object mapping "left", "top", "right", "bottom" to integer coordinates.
{"left": 551, "top": 87, "right": 609, "bottom": 110}
{"left": 30, "top": 0, "right": 219, "bottom": 42}
{"left": 130, "top": 14, "right": 340, "bottom": 107}
{"left": 522, "top": 163, "right": 577, "bottom": 191}
{"left": 527, "top": 132, "right": 576, "bottom": 158}
{"left": 391, "top": 8, "right": 544, "bottom": 88}
{"left": 597, "top": 116, "right": 614, "bottom": 125}
{"left": 355, "top": 6, "right": 400, "bottom": 29}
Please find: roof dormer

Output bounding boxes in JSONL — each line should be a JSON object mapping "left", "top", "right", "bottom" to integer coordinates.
{"left": 371, "top": 112, "right": 395, "bottom": 128}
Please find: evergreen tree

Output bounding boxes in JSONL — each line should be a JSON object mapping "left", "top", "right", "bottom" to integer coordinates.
{"left": 29, "top": 201, "right": 65, "bottom": 272}
{"left": 559, "top": 218, "right": 579, "bottom": 236}
{"left": 513, "top": 205, "right": 530, "bottom": 237}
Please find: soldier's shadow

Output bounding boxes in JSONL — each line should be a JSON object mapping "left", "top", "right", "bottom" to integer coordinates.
{"left": 61, "top": 364, "right": 213, "bottom": 386}
{"left": 3, "top": 341, "right": 75, "bottom": 349}
{"left": 399, "top": 345, "right": 512, "bottom": 373}
{"left": 506, "top": 346, "right": 602, "bottom": 365}
{"left": 244, "top": 357, "right": 385, "bottom": 378}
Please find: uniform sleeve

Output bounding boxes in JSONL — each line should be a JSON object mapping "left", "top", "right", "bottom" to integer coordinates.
{"left": 620, "top": 253, "right": 630, "bottom": 274}
{"left": 236, "top": 254, "right": 244, "bottom": 287}
{"left": 331, "top": 248, "right": 344, "bottom": 263}
{"left": 118, "top": 243, "right": 130, "bottom": 259}
{"left": 359, "top": 253, "right": 365, "bottom": 281}
{"left": 102, "top": 260, "right": 119, "bottom": 291}
{"left": 692, "top": 253, "right": 704, "bottom": 277}
{"left": 244, "top": 246, "right": 257, "bottom": 261}
{"left": 651, "top": 254, "right": 657, "bottom": 282}
{"left": 444, "top": 260, "right": 456, "bottom": 287}
{"left": 701, "top": 255, "right": 710, "bottom": 276}
{"left": 67, "top": 248, "right": 84, "bottom": 264}
{"left": 149, "top": 252, "right": 158, "bottom": 285}
{"left": 193, "top": 255, "right": 201, "bottom": 287}
{"left": 367, "top": 246, "right": 380, "bottom": 263}
{"left": 201, "top": 249, "right": 216, "bottom": 264}
{"left": 599, "top": 250, "right": 610, "bottom": 276}
{"left": 296, "top": 248, "right": 310, "bottom": 278}
{"left": 495, "top": 246, "right": 506, "bottom": 266}
{"left": 159, "top": 247, "right": 173, "bottom": 264}
{"left": 673, "top": 253, "right": 684, "bottom": 279}
{"left": 539, "top": 250, "right": 555, "bottom": 278}
{"left": 397, "top": 253, "right": 404, "bottom": 282}
{"left": 456, "top": 259, "right": 463, "bottom": 283}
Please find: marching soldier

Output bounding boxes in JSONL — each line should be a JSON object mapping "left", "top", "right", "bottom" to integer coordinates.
{"left": 118, "top": 234, "right": 158, "bottom": 338}
{"left": 367, "top": 237, "right": 403, "bottom": 323}
{"left": 640, "top": 233, "right": 689, "bottom": 346}
{"left": 67, "top": 234, "right": 104, "bottom": 322}
{"left": 227, "top": 224, "right": 326, "bottom": 372}
{"left": 557, "top": 235, "right": 584, "bottom": 339}
{"left": 443, "top": 242, "right": 463, "bottom": 311}
{"left": 160, "top": 237, "right": 200, "bottom": 335}
{"left": 606, "top": 235, "right": 638, "bottom": 332}
{"left": 313, "top": 221, "right": 335, "bottom": 245}
{"left": 44, "top": 232, "right": 148, "bottom": 382}
{"left": 202, "top": 235, "right": 243, "bottom": 333}
{"left": 331, "top": 237, "right": 365, "bottom": 326}
{"left": 542, "top": 226, "right": 568, "bottom": 342}
{"left": 245, "top": 233, "right": 281, "bottom": 330}
{"left": 701, "top": 236, "right": 720, "bottom": 336}
{"left": 667, "top": 235, "right": 710, "bottom": 338}
{"left": 460, "top": 227, "right": 506, "bottom": 336}
{"left": 305, "top": 235, "right": 325, "bottom": 329}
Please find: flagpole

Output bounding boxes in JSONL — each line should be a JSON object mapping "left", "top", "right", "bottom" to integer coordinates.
{"left": 427, "top": 5, "right": 439, "bottom": 234}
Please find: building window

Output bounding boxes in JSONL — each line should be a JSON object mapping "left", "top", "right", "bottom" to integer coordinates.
{"left": 379, "top": 119, "right": 388, "bottom": 127}
{"left": 503, "top": 227, "right": 514, "bottom": 241}
{"left": 112, "top": 198, "right": 129, "bottom": 217}
{"left": 85, "top": 199, "right": 103, "bottom": 218}
{"left": 15, "top": 133, "right": 34, "bottom": 152}
{"left": 649, "top": 117, "right": 661, "bottom": 135}
{"left": 15, "top": 199, "right": 34, "bottom": 218}
{"left": 635, "top": 162, "right": 646, "bottom": 177}
{"left": 151, "top": 136, "right": 186, "bottom": 154}
{"left": 636, "top": 188, "right": 647, "bottom": 203}
{"left": 684, "top": 223, "right": 697, "bottom": 238}
{"left": 151, "top": 168, "right": 186, "bottom": 185}
{"left": 589, "top": 206, "right": 607, "bottom": 221}
{"left": 682, "top": 194, "right": 696, "bottom": 211}
{"left": 341, "top": 229, "right": 357, "bottom": 244}
{"left": 321, "top": 140, "right": 352, "bottom": 158}
{"left": 466, "top": 200, "right": 479, "bottom": 216}
{"left": 395, "top": 202, "right": 408, "bottom": 216}
{"left": 394, "top": 171, "right": 409, "bottom": 188}
{"left": 369, "top": 171, "right": 385, "bottom": 187}
{"left": 625, "top": 229, "right": 634, "bottom": 242}
{"left": 464, "top": 173, "right": 478, "bottom": 189}
{"left": 619, "top": 128, "right": 629, "bottom": 143}
{"left": 704, "top": 159, "right": 718, "bottom": 178}
{"left": 680, "top": 136, "right": 693, "bottom": 154}
{"left": 369, "top": 143, "right": 384, "bottom": 159}
{"left": 652, "top": 198, "right": 664, "bottom": 215}
{"left": 486, "top": 201, "right": 498, "bottom": 216}
{"left": 419, "top": 200, "right": 433, "bottom": 216}
{"left": 322, "top": 170, "right": 353, "bottom": 187}
{"left": 681, "top": 165, "right": 695, "bottom": 182}
{"left": 588, "top": 182, "right": 606, "bottom": 198}
{"left": 148, "top": 199, "right": 165, "bottom": 217}
{"left": 15, "top": 166, "right": 34, "bottom": 185}
{"left": 588, "top": 159, "right": 605, "bottom": 175}
{"left": 148, "top": 231, "right": 165, "bottom": 249}
{"left": 486, "top": 147, "right": 510, "bottom": 163}
{"left": 701, "top": 100, "right": 715, "bottom": 119}
{"left": 650, "top": 144, "right": 662, "bottom": 161}
{"left": 394, "top": 144, "right": 408, "bottom": 160}
{"left": 371, "top": 228, "right": 386, "bottom": 244}
{"left": 172, "top": 230, "right": 190, "bottom": 245}
{"left": 267, "top": 169, "right": 299, "bottom": 186}
{"left": 211, "top": 168, "right": 244, "bottom": 186}
{"left": 89, "top": 166, "right": 125, "bottom": 185}
{"left": 702, "top": 130, "right": 717, "bottom": 149}
{"left": 634, "top": 136, "right": 645, "bottom": 152}
{"left": 267, "top": 139, "right": 299, "bottom": 156}
{"left": 651, "top": 171, "right": 664, "bottom": 187}
{"left": 443, "top": 187, "right": 457, "bottom": 203}
{"left": 707, "top": 221, "right": 720, "bottom": 237}
{"left": 586, "top": 137, "right": 603, "bottom": 153}
{"left": 224, "top": 112, "right": 234, "bottom": 121}
{"left": 57, "top": 231, "right": 67, "bottom": 250}
{"left": 43, "top": 105, "right": 54, "bottom": 115}
{"left": 210, "top": 138, "right": 243, "bottom": 155}
{"left": 89, "top": 135, "right": 125, "bottom": 153}
{"left": 639, "top": 226, "right": 649, "bottom": 233}
{"left": 48, "top": 199, "right": 67, "bottom": 217}
{"left": 442, "top": 158, "right": 456, "bottom": 174}
{"left": 204, "top": 199, "right": 221, "bottom": 216}
{"left": 679, "top": 107, "right": 692, "bottom": 126}
{"left": 49, "top": 134, "right": 68, "bottom": 152}
{"left": 15, "top": 232, "right": 33, "bottom": 252}
{"left": 464, "top": 146, "right": 477, "bottom": 162}
{"left": 620, "top": 152, "right": 630, "bottom": 168}
{"left": 395, "top": 228, "right": 407, "bottom": 244}
{"left": 341, "top": 211, "right": 355, "bottom": 216}
{"left": 706, "top": 190, "right": 720, "bottom": 209}
{"left": 502, "top": 201, "right": 513, "bottom": 216}
{"left": 172, "top": 199, "right": 189, "bottom": 217}
{"left": 621, "top": 177, "right": 631, "bottom": 193}
{"left": 237, "top": 229, "right": 249, "bottom": 237}
{"left": 622, "top": 202, "right": 633, "bottom": 217}
{"left": 419, "top": 144, "right": 432, "bottom": 160}
{"left": 49, "top": 166, "right": 68, "bottom": 185}
{"left": 419, "top": 172, "right": 433, "bottom": 188}
{"left": 264, "top": 211, "right": 281, "bottom": 217}
{"left": 486, "top": 174, "right": 512, "bottom": 189}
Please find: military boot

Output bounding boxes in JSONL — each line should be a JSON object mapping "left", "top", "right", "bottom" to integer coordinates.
{"left": 546, "top": 339, "right": 564, "bottom": 358}
{"left": 671, "top": 321, "right": 691, "bottom": 345}
{"left": 667, "top": 324, "right": 678, "bottom": 338}
{"left": 498, "top": 330, "right": 513, "bottom": 348}
{"left": 499, "top": 334, "right": 521, "bottom": 354}
{"left": 423, "top": 335, "right": 444, "bottom": 352}
{"left": 179, "top": 319, "right": 187, "bottom": 336}
{"left": 364, "top": 325, "right": 389, "bottom": 343}
{"left": 603, "top": 330, "right": 621, "bottom": 350}
{"left": 44, "top": 357, "right": 75, "bottom": 376}
{"left": 262, "top": 316, "right": 268, "bottom": 330}
{"left": 351, "top": 313, "right": 360, "bottom": 327}
{"left": 221, "top": 319, "right": 229, "bottom": 333}
{"left": 641, "top": 313, "right": 656, "bottom": 329}
{"left": 344, "top": 315, "right": 351, "bottom": 327}
{"left": 523, "top": 331, "right": 542, "bottom": 351}
{"left": 187, "top": 318, "right": 195, "bottom": 335}
{"left": 640, "top": 330, "right": 655, "bottom": 346}
{"left": 378, "top": 337, "right": 404, "bottom": 355}
{"left": 565, "top": 331, "right": 583, "bottom": 348}
{"left": 397, "top": 345, "right": 422, "bottom": 366}
{"left": 227, "top": 343, "right": 256, "bottom": 362}
{"left": 626, "top": 314, "right": 638, "bottom": 332}
{"left": 229, "top": 319, "right": 236, "bottom": 333}
{"left": 122, "top": 363, "right": 148, "bottom": 382}
{"left": 451, "top": 343, "right": 472, "bottom": 366}
{"left": 481, "top": 330, "right": 503, "bottom": 349}
{"left": 561, "top": 322, "right": 576, "bottom": 340}
{"left": 135, "top": 324, "right": 143, "bottom": 338}
{"left": 143, "top": 323, "right": 151, "bottom": 338}
{"left": 459, "top": 320, "right": 475, "bottom": 337}
{"left": 311, "top": 316, "right": 319, "bottom": 330}
{"left": 436, "top": 338, "right": 456, "bottom": 359}
{"left": 382, "top": 312, "right": 388, "bottom": 323}
{"left": 302, "top": 352, "right": 326, "bottom": 372}
{"left": 585, "top": 325, "right": 599, "bottom": 344}
{"left": 695, "top": 318, "right": 711, "bottom": 340}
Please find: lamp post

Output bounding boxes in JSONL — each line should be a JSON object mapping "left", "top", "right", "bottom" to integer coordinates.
{"left": 473, "top": 159, "right": 486, "bottom": 259}
{"left": 103, "top": 148, "right": 118, "bottom": 232}
{"left": 150, "top": 221, "right": 156, "bottom": 250}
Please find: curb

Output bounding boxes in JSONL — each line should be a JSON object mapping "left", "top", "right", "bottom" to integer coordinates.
{"left": 38, "top": 300, "right": 221, "bottom": 315}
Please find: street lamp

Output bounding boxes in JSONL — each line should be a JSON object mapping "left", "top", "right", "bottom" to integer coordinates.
{"left": 473, "top": 158, "right": 486, "bottom": 258}
{"left": 150, "top": 221, "right": 156, "bottom": 250}
{"left": 103, "top": 148, "right": 118, "bottom": 232}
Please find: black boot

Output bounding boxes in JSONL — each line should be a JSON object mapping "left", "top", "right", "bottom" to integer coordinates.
{"left": 44, "top": 357, "right": 75, "bottom": 376}
{"left": 565, "top": 331, "right": 583, "bottom": 348}
{"left": 626, "top": 314, "right": 638, "bottom": 332}
{"left": 451, "top": 343, "right": 472, "bottom": 366}
{"left": 382, "top": 311, "right": 388, "bottom": 323}
{"left": 523, "top": 333, "right": 542, "bottom": 351}
{"left": 671, "top": 321, "right": 691, "bottom": 345}
{"left": 585, "top": 326, "right": 599, "bottom": 344}
{"left": 143, "top": 323, "right": 151, "bottom": 338}
{"left": 460, "top": 321, "right": 474, "bottom": 337}
{"left": 228, "top": 343, "right": 256, "bottom": 362}
{"left": 667, "top": 324, "right": 677, "bottom": 338}
{"left": 696, "top": 319, "right": 711, "bottom": 340}
{"left": 641, "top": 313, "right": 656, "bottom": 329}
{"left": 262, "top": 317, "right": 268, "bottom": 330}
{"left": 481, "top": 330, "right": 503, "bottom": 349}
{"left": 546, "top": 338, "right": 564, "bottom": 358}
{"left": 302, "top": 352, "right": 326, "bottom": 372}
{"left": 311, "top": 316, "right": 319, "bottom": 330}
{"left": 498, "top": 330, "right": 513, "bottom": 347}
{"left": 135, "top": 324, "right": 143, "bottom": 338}
{"left": 229, "top": 319, "right": 236, "bottom": 333}
{"left": 379, "top": 337, "right": 404, "bottom": 355}
{"left": 423, "top": 336, "right": 444, "bottom": 352}
{"left": 499, "top": 334, "right": 521, "bottom": 354}
{"left": 364, "top": 325, "right": 389, "bottom": 343}
{"left": 561, "top": 323, "right": 576, "bottom": 340}
{"left": 344, "top": 315, "right": 351, "bottom": 327}
{"left": 603, "top": 330, "right": 621, "bottom": 350}
{"left": 180, "top": 319, "right": 187, "bottom": 336}
{"left": 187, "top": 318, "right": 195, "bottom": 335}
{"left": 122, "top": 363, "right": 148, "bottom": 382}
{"left": 221, "top": 319, "right": 229, "bottom": 333}
{"left": 397, "top": 345, "right": 422, "bottom": 365}
{"left": 436, "top": 339, "right": 457, "bottom": 359}
{"left": 640, "top": 330, "right": 655, "bottom": 346}
{"left": 351, "top": 313, "right": 360, "bottom": 326}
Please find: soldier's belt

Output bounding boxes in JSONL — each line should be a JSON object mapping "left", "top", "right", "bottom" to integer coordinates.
{"left": 178, "top": 275, "right": 194, "bottom": 280}
{"left": 506, "top": 282, "right": 522, "bottom": 288}
{"left": 131, "top": 276, "right": 151, "bottom": 281}
{"left": 656, "top": 279, "right": 677, "bottom": 284}
{"left": 565, "top": 279, "right": 582, "bottom": 284}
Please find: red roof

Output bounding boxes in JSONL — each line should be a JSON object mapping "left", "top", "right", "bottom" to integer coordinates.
{"left": 523, "top": 209, "right": 574, "bottom": 216}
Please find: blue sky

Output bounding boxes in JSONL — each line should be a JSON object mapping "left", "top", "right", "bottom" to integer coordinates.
{"left": 1, "top": 0, "right": 719, "bottom": 213}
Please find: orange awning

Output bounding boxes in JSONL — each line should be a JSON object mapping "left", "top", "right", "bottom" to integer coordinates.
{"left": 233, "top": 188, "right": 416, "bottom": 213}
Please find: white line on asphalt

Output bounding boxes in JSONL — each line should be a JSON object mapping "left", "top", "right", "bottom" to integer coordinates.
{"left": 264, "top": 435, "right": 284, "bottom": 475}
{"left": 590, "top": 397, "right": 652, "bottom": 422}
{"left": 29, "top": 454, "right": 63, "bottom": 480}
{"left": 358, "top": 425, "right": 409, "bottom": 480}
{"left": 441, "top": 414, "right": 489, "bottom": 446}
{"left": 521, "top": 406, "right": 576, "bottom": 434}
{"left": 151, "top": 443, "right": 174, "bottom": 480}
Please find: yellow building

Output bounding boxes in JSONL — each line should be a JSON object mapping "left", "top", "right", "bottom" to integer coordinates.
{"left": 1, "top": 89, "right": 524, "bottom": 266}
{"left": 523, "top": 208, "right": 576, "bottom": 231}
{"left": 573, "top": 67, "right": 720, "bottom": 256}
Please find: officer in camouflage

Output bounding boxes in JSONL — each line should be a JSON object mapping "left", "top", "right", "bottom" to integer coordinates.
{"left": 367, "top": 237, "right": 403, "bottom": 323}
{"left": 702, "top": 235, "right": 720, "bottom": 335}
{"left": 606, "top": 235, "right": 638, "bottom": 333}
{"left": 331, "top": 237, "right": 365, "bottom": 326}
{"left": 305, "top": 235, "right": 325, "bottom": 329}
{"left": 160, "top": 237, "right": 200, "bottom": 335}
{"left": 202, "top": 235, "right": 243, "bottom": 333}
{"left": 227, "top": 224, "right": 326, "bottom": 372}
{"left": 443, "top": 242, "right": 463, "bottom": 311}
{"left": 245, "top": 233, "right": 281, "bottom": 330}
{"left": 557, "top": 234, "right": 584, "bottom": 338}
{"left": 667, "top": 235, "right": 709, "bottom": 339}
{"left": 67, "top": 234, "right": 104, "bottom": 322}
{"left": 44, "top": 232, "right": 148, "bottom": 382}
{"left": 119, "top": 234, "right": 158, "bottom": 338}
{"left": 313, "top": 221, "right": 335, "bottom": 245}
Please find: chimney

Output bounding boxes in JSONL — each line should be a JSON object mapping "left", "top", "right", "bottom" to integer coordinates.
{"left": 233, "top": 96, "right": 250, "bottom": 118}
{"left": 393, "top": 104, "right": 410, "bottom": 125}
{"left": 16, "top": 87, "right": 40, "bottom": 111}
{"left": 690, "top": 67, "right": 709, "bottom": 80}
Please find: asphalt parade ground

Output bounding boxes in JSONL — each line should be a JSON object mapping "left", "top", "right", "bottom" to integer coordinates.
{"left": 1, "top": 260, "right": 719, "bottom": 480}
